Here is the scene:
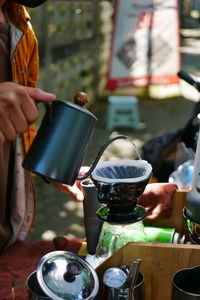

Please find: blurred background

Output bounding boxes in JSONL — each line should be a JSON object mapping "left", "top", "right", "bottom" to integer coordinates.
{"left": 25, "top": 0, "right": 200, "bottom": 242}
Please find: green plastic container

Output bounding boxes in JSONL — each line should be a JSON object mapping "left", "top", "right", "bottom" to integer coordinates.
{"left": 144, "top": 226, "right": 185, "bottom": 244}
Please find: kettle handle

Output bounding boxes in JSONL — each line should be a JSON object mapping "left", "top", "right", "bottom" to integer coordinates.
{"left": 77, "top": 135, "right": 138, "bottom": 180}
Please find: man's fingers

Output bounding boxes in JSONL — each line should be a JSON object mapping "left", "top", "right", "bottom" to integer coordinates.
{"left": 10, "top": 105, "right": 29, "bottom": 133}
{"left": 0, "top": 130, "right": 6, "bottom": 144}
{"left": 21, "top": 87, "right": 56, "bottom": 123}
{"left": 63, "top": 184, "right": 84, "bottom": 202}
{"left": 0, "top": 115, "right": 16, "bottom": 141}
{"left": 20, "top": 97, "right": 39, "bottom": 124}
{"left": 0, "top": 82, "right": 56, "bottom": 143}
{"left": 24, "top": 86, "right": 56, "bottom": 102}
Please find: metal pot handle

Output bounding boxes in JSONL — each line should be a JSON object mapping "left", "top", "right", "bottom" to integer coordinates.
{"left": 12, "top": 282, "right": 26, "bottom": 300}
{"left": 77, "top": 135, "right": 139, "bottom": 180}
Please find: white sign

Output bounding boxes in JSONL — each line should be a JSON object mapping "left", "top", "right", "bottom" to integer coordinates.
{"left": 107, "top": 0, "right": 180, "bottom": 89}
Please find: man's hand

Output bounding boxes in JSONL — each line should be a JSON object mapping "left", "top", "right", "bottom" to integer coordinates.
{"left": 0, "top": 82, "right": 56, "bottom": 143}
{"left": 51, "top": 167, "right": 90, "bottom": 202}
{"left": 138, "top": 183, "right": 178, "bottom": 219}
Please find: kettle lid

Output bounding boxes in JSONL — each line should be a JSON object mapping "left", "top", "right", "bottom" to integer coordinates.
{"left": 54, "top": 100, "right": 97, "bottom": 120}
{"left": 36, "top": 251, "right": 99, "bottom": 300}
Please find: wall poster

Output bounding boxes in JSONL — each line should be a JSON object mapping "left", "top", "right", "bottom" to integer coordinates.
{"left": 107, "top": 0, "right": 180, "bottom": 89}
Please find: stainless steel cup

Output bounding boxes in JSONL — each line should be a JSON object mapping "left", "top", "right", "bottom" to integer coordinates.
{"left": 12, "top": 271, "right": 50, "bottom": 300}
{"left": 172, "top": 266, "right": 200, "bottom": 300}
{"left": 27, "top": 271, "right": 50, "bottom": 300}
{"left": 106, "top": 272, "right": 144, "bottom": 300}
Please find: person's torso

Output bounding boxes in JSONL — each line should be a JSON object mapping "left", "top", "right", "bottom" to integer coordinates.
{"left": 0, "top": 18, "right": 14, "bottom": 250}
{"left": 0, "top": 4, "right": 38, "bottom": 251}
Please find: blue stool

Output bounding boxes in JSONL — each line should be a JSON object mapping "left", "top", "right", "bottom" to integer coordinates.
{"left": 107, "top": 96, "right": 140, "bottom": 131}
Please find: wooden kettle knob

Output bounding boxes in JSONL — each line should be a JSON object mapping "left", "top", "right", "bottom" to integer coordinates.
{"left": 74, "top": 92, "right": 89, "bottom": 107}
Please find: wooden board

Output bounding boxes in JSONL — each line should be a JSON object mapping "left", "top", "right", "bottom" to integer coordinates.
{"left": 95, "top": 242, "right": 200, "bottom": 300}
{"left": 94, "top": 187, "right": 198, "bottom": 300}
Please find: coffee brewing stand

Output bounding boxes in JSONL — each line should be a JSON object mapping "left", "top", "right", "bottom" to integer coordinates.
{"left": 89, "top": 135, "right": 152, "bottom": 259}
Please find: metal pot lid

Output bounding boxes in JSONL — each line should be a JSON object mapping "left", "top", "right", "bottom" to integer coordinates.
{"left": 36, "top": 251, "right": 99, "bottom": 300}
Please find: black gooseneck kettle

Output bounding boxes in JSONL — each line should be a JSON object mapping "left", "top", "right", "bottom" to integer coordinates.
{"left": 23, "top": 92, "right": 152, "bottom": 188}
{"left": 23, "top": 92, "right": 98, "bottom": 185}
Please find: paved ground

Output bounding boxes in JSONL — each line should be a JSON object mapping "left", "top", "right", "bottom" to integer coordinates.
{"left": 26, "top": 16, "right": 200, "bottom": 242}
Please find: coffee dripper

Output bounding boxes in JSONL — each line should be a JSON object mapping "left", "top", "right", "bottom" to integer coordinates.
{"left": 89, "top": 136, "right": 152, "bottom": 260}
